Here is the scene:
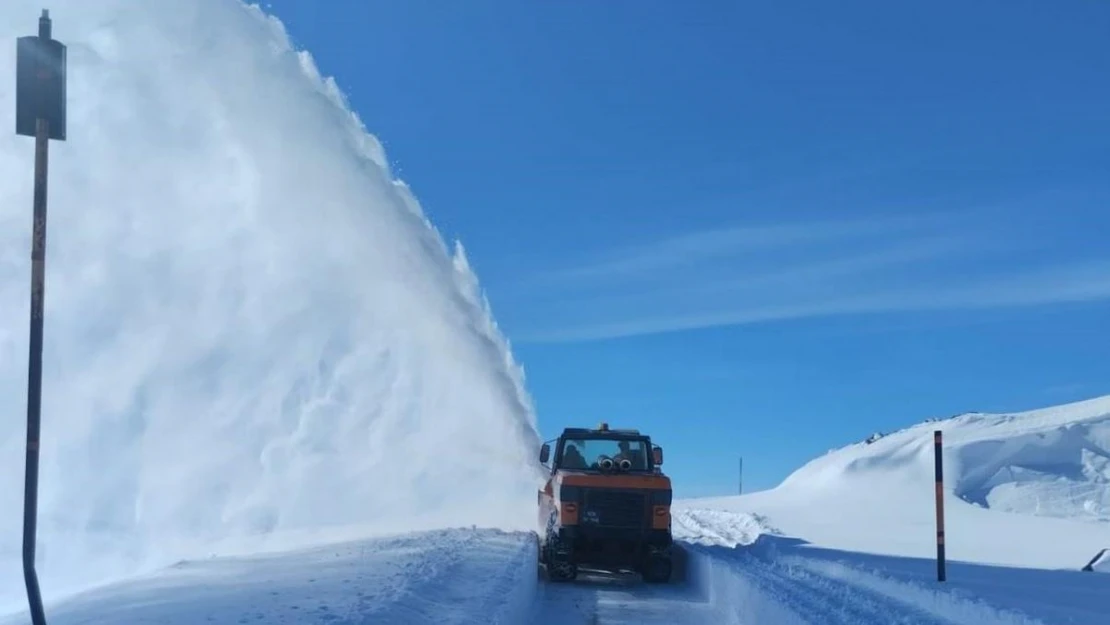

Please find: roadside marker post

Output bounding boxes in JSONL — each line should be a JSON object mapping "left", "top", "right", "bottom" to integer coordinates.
{"left": 15, "top": 8, "right": 67, "bottom": 625}
{"left": 934, "top": 430, "right": 946, "bottom": 582}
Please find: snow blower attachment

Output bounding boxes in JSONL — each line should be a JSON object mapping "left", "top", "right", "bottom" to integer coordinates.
{"left": 536, "top": 423, "right": 677, "bottom": 583}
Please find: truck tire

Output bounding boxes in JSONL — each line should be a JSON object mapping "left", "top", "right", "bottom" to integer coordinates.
{"left": 641, "top": 550, "right": 673, "bottom": 583}
{"left": 548, "top": 558, "right": 578, "bottom": 582}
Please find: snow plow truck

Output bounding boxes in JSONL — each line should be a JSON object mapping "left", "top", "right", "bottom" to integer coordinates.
{"left": 537, "top": 423, "right": 677, "bottom": 583}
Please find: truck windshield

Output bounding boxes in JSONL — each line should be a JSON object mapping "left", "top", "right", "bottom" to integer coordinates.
{"left": 559, "top": 438, "right": 649, "bottom": 471}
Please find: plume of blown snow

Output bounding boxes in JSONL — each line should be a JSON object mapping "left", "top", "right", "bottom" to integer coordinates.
{"left": 0, "top": 0, "right": 543, "bottom": 607}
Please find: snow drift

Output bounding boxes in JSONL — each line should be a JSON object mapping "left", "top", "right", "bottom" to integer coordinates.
{"left": 682, "top": 394, "right": 1110, "bottom": 569}
{"left": 780, "top": 394, "right": 1110, "bottom": 523}
{"left": 0, "top": 0, "right": 542, "bottom": 609}
{"left": 0, "top": 529, "right": 540, "bottom": 625}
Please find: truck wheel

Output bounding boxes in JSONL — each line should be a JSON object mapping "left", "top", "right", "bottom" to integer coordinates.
{"left": 542, "top": 530, "right": 577, "bottom": 582}
{"left": 641, "top": 553, "right": 672, "bottom": 583}
{"left": 548, "top": 559, "right": 577, "bottom": 582}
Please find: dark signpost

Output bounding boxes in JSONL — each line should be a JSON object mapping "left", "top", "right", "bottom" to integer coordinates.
{"left": 15, "top": 8, "right": 67, "bottom": 625}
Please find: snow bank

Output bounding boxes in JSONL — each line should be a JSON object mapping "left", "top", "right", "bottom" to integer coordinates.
{"left": 0, "top": 0, "right": 542, "bottom": 610}
{"left": 681, "top": 395, "right": 1110, "bottom": 569}
{"left": 0, "top": 529, "right": 539, "bottom": 625}
{"left": 777, "top": 394, "right": 1110, "bottom": 522}
{"left": 672, "top": 508, "right": 772, "bottom": 548}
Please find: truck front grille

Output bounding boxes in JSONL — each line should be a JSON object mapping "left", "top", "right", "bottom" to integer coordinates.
{"left": 580, "top": 489, "right": 647, "bottom": 529}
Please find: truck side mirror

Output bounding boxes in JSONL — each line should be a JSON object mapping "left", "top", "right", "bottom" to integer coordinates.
{"left": 539, "top": 443, "right": 550, "bottom": 464}
{"left": 652, "top": 446, "right": 663, "bottom": 466}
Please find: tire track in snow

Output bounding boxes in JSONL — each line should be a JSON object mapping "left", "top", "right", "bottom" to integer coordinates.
{"left": 775, "top": 556, "right": 1047, "bottom": 625}
{"left": 676, "top": 508, "right": 1006, "bottom": 624}
{"left": 599, "top": 508, "right": 1056, "bottom": 625}
{"left": 530, "top": 561, "right": 715, "bottom": 625}
{"left": 344, "top": 529, "right": 538, "bottom": 624}
{"left": 710, "top": 548, "right": 955, "bottom": 625}
{"left": 689, "top": 544, "right": 1049, "bottom": 625}
{"left": 338, "top": 529, "right": 484, "bottom": 623}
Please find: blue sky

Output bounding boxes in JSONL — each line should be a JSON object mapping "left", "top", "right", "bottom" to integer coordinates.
{"left": 263, "top": 0, "right": 1110, "bottom": 497}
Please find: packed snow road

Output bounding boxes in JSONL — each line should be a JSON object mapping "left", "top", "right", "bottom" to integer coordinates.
{"left": 532, "top": 548, "right": 987, "bottom": 623}
{"left": 674, "top": 509, "right": 1056, "bottom": 625}
{"left": 529, "top": 541, "right": 1033, "bottom": 625}
{"left": 2, "top": 510, "right": 1092, "bottom": 624}
{"left": 529, "top": 565, "right": 715, "bottom": 625}
{"left": 690, "top": 543, "right": 956, "bottom": 625}
{"left": 527, "top": 508, "right": 1043, "bottom": 625}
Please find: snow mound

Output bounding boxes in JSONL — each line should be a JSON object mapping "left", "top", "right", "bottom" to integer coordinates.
{"left": 0, "top": 0, "right": 541, "bottom": 610}
{"left": 682, "top": 395, "right": 1110, "bottom": 569}
{"left": 672, "top": 509, "right": 773, "bottom": 548}
{"left": 782, "top": 394, "right": 1110, "bottom": 522}
{"left": 0, "top": 528, "right": 539, "bottom": 625}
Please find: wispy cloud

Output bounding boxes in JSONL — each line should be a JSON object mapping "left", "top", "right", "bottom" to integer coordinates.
{"left": 538, "top": 213, "right": 950, "bottom": 285}
{"left": 508, "top": 209, "right": 1110, "bottom": 342}
{"left": 1044, "top": 383, "right": 1086, "bottom": 396}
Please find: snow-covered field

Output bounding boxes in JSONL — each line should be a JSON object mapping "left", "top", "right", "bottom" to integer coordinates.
{"left": 683, "top": 394, "right": 1110, "bottom": 570}
{"left": 675, "top": 394, "right": 1110, "bottom": 624}
{"left": 2, "top": 0, "right": 1109, "bottom": 623}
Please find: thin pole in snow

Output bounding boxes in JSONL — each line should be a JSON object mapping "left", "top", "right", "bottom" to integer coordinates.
{"left": 15, "top": 8, "right": 67, "bottom": 625}
{"left": 738, "top": 456, "right": 743, "bottom": 495}
{"left": 934, "top": 430, "right": 946, "bottom": 582}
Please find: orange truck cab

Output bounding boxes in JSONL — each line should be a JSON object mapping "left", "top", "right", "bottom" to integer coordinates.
{"left": 536, "top": 422, "right": 673, "bottom": 583}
